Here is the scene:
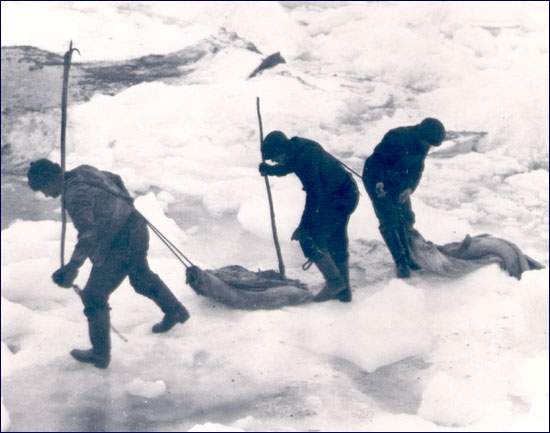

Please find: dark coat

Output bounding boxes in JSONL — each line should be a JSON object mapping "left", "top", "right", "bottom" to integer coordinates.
{"left": 363, "top": 126, "right": 429, "bottom": 197}
{"left": 263, "top": 137, "right": 357, "bottom": 231}
{"left": 64, "top": 165, "right": 134, "bottom": 267}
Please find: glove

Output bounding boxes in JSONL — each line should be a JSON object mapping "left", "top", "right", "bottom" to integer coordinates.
{"left": 259, "top": 162, "right": 271, "bottom": 177}
{"left": 398, "top": 188, "right": 412, "bottom": 203}
{"left": 375, "top": 182, "right": 387, "bottom": 198}
{"left": 52, "top": 262, "right": 79, "bottom": 288}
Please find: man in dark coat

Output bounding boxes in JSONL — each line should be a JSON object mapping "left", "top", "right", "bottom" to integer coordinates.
{"left": 27, "top": 159, "right": 189, "bottom": 369}
{"left": 362, "top": 118, "right": 446, "bottom": 278}
{"left": 259, "top": 131, "right": 359, "bottom": 302}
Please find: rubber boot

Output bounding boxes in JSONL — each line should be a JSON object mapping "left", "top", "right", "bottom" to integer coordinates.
{"left": 398, "top": 225, "right": 421, "bottom": 271}
{"left": 380, "top": 228, "right": 411, "bottom": 279}
{"left": 313, "top": 252, "right": 348, "bottom": 302}
{"left": 133, "top": 272, "right": 190, "bottom": 333}
{"left": 152, "top": 304, "right": 190, "bottom": 333}
{"left": 334, "top": 256, "right": 352, "bottom": 303}
{"left": 71, "top": 308, "right": 111, "bottom": 369}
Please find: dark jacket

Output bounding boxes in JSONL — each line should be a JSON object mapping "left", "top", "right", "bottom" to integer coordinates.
{"left": 363, "top": 126, "right": 429, "bottom": 197}
{"left": 264, "top": 137, "right": 357, "bottom": 230}
{"left": 64, "top": 165, "right": 134, "bottom": 267}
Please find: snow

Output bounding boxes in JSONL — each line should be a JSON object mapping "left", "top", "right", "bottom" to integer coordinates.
{"left": 187, "top": 422, "right": 244, "bottom": 432}
{"left": 125, "top": 378, "right": 167, "bottom": 398}
{"left": 1, "top": 396, "right": 10, "bottom": 432}
{"left": 1, "top": 1, "right": 548, "bottom": 431}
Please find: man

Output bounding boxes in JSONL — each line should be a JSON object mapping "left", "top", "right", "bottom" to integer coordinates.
{"left": 362, "top": 118, "right": 446, "bottom": 278}
{"left": 27, "top": 159, "right": 189, "bottom": 369}
{"left": 259, "top": 131, "right": 359, "bottom": 303}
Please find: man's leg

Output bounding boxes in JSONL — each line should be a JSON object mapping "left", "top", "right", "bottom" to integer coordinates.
{"left": 299, "top": 215, "right": 347, "bottom": 303}
{"left": 397, "top": 198, "right": 421, "bottom": 271}
{"left": 328, "top": 218, "right": 352, "bottom": 302}
{"left": 324, "top": 196, "right": 358, "bottom": 303}
{"left": 378, "top": 223, "right": 411, "bottom": 278}
{"left": 127, "top": 216, "right": 189, "bottom": 333}
{"left": 73, "top": 260, "right": 127, "bottom": 369}
{"left": 299, "top": 232, "right": 347, "bottom": 303}
{"left": 365, "top": 186, "right": 411, "bottom": 278}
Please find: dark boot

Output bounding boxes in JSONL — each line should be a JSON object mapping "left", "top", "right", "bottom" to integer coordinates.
{"left": 398, "top": 226, "right": 421, "bottom": 271}
{"left": 380, "top": 228, "right": 411, "bottom": 279}
{"left": 334, "top": 256, "right": 352, "bottom": 303}
{"left": 152, "top": 304, "right": 190, "bottom": 333}
{"left": 313, "top": 252, "right": 348, "bottom": 302}
{"left": 71, "top": 308, "right": 111, "bottom": 369}
{"left": 131, "top": 270, "right": 190, "bottom": 333}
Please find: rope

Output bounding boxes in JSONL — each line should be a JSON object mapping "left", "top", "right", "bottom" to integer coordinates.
{"left": 64, "top": 177, "right": 196, "bottom": 268}
{"left": 141, "top": 216, "right": 194, "bottom": 268}
{"left": 336, "top": 159, "right": 363, "bottom": 180}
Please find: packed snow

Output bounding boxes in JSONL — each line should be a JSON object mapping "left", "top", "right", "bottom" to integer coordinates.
{"left": 1, "top": 1, "right": 548, "bottom": 431}
{"left": 125, "top": 378, "right": 167, "bottom": 399}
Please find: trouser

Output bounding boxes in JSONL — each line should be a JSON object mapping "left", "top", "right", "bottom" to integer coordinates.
{"left": 80, "top": 212, "right": 183, "bottom": 351}
{"left": 363, "top": 178, "right": 416, "bottom": 266}
{"left": 299, "top": 183, "right": 359, "bottom": 282}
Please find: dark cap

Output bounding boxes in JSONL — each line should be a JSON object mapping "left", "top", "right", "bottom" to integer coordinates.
{"left": 418, "top": 118, "right": 445, "bottom": 146}
{"left": 27, "top": 159, "right": 62, "bottom": 191}
{"left": 262, "top": 130, "right": 289, "bottom": 160}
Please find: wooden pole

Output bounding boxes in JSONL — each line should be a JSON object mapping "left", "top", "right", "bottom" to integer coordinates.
{"left": 60, "top": 41, "right": 79, "bottom": 266}
{"left": 256, "top": 97, "right": 286, "bottom": 278}
{"left": 57, "top": 42, "right": 127, "bottom": 342}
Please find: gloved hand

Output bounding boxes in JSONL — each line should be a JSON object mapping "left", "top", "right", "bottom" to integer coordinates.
{"left": 52, "top": 262, "right": 79, "bottom": 288}
{"left": 375, "top": 182, "right": 387, "bottom": 198}
{"left": 259, "top": 162, "right": 272, "bottom": 176}
{"left": 398, "top": 188, "right": 412, "bottom": 203}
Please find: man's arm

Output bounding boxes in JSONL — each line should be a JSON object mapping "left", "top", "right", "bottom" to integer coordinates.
{"left": 259, "top": 162, "right": 293, "bottom": 177}
{"left": 375, "top": 129, "right": 416, "bottom": 196}
{"left": 395, "top": 154, "right": 426, "bottom": 198}
{"left": 65, "top": 183, "right": 97, "bottom": 267}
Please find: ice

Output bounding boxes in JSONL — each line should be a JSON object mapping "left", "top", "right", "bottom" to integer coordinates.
{"left": 418, "top": 371, "right": 496, "bottom": 426}
{"left": 187, "top": 423, "right": 244, "bottom": 432}
{"left": 510, "top": 353, "right": 550, "bottom": 405}
{"left": 301, "top": 280, "right": 431, "bottom": 372}
{"left": 1, "top": 1, "right": 548, "bottom": 431}
{"left": 125, "top": 378, "right": 167, "bottom": 398}
{"left": 1, "top": 396, "right": 10, "bottom": 432}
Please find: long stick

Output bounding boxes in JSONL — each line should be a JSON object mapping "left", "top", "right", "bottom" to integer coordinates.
{"left": 57, "top": 42, "right": 127, "bottom": 343}
{"left": 60, "top": 41, "right": 79, "bottom": 265}
{"left": 256, "top": 97, "right": 285, "bottom": 278}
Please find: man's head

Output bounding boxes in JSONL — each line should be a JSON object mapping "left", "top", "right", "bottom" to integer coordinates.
{"left": 262, "top": 130, "right": 290, "bottom": 164}
{"left": 417, "top": 118, "right": 445, "bottom": 147}
{"left": 27, "top": 159, "right": 63, "bottom": 198}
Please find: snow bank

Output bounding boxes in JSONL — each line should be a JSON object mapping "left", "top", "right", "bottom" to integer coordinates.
{"left": 1, "top": 2, "right": 309, "bottom": 60}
